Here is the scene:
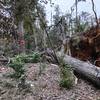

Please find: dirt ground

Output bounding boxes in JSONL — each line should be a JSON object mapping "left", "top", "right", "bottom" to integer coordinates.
{"left": 0, "top": 63, "right": 100, "bottom": 100}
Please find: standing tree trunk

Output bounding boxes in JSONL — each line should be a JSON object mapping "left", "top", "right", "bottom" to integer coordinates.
{"left": 91, "top": 0, "right": 99, "bottom": 27}
{"left": 34, "top": 25, "right": 38, "bottom": 51}
{"left": 34, "top": 33, "right": 38, "bottom": 51}
{"left": 43, "top": 30, "right": 47, "bottom": 50}
{"left": 75, "top": 0, "right": 78, "bottom": 32}
{"left": 18, "top": 20, "right": 25, "bottom": 53}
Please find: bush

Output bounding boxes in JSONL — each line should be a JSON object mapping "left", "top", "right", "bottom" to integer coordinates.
{"left": 8, "top": 52, "right": 40, "bottom": 78}
{"left": 59, "top": 78, "right": 73, "bottom": 89}
{"left": 26, "top": 52, "right": 40, "bottom": 63}
{"left": 59, "top": 57, "right": 74, "bottom": 89}
{"left": 12, "top": 52, "right": 40, "bottom": 63}
{"left": 8, "top": 62, "right": 25, "bottom": 78}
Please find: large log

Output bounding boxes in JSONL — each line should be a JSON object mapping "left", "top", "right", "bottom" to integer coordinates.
{"left": 59, "top": 54, "right": 100, "bottom": 87}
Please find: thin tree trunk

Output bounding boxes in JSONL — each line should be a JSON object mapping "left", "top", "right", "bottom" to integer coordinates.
{"left": 91, "top": 0, "right": 99, "bottom": 27}
{"left": 43, "top": 30, "right": 47, "bottom": 50}
{"left": 33, "top": 26, "right": 38, "bottom": 51}
{"left": 30, "top": 16, "right": 38, "bottom": 51}
{"left": 18, "top": 20, "right": 25, "bottom": 53}
{"left": 34, "top": 34, "right": 38, "bottom": 51}
{"left": 75, "top": 0, "right": 78, "bottom": 32}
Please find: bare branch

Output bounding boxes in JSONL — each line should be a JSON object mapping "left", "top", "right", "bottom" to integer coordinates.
{"left": 91, "top": 0, "right": 99, "bottom": 27}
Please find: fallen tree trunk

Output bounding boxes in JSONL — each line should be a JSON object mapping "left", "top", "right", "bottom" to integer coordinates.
{"left": 42, "top": 49, "right": 100, "bottom": 87}
{"left": 59, "top": 54, "right": 100, "bottom": 87}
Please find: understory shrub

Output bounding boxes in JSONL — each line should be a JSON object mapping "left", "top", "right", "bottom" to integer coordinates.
{"left": 59, "top": 57, "right": 74, "bottom": 89}
{"left": 8, "top": 52, "right": 40, "bottom": 79}
{"left": 8, "top": 60, "right": 25, "bottom": 79}
{"left": 59, "top": 77, "right": 73, "bottom": 89}
{"left": 12, "top": 52, "right": 40, "bottom": 63}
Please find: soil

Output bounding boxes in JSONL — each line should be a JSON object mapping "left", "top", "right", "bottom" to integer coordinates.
{"left": 0, "top": 63, "right": 100, "bottom": 100}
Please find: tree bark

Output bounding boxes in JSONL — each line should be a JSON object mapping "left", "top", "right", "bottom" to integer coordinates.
{"left": 75, "top": 0, "right": 78, "bottom": 31}
{"left": 91, "top": 0, "right": 99, "bottom": 27}
{"left": 58, "top": 54, "right": 100, "bottom": 87}
{"left": 18, "top": 20, "right": 25, "bottom": 53}
{"left": 43, "top": 30, "right": 47, "bottom": 50}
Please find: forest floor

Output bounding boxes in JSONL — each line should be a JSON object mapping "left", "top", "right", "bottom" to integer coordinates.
{"left": 0, "top": 63, "right": 100, "bottom": 100}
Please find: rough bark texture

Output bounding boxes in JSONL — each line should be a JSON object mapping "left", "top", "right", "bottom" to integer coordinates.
{"left": 60, "top": 54, "right": 100, "bottom": 87}
{"left": 18, "top": 20, "right": 25, "bottom": 53}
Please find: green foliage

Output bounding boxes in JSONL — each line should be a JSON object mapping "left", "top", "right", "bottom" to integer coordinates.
{"left": 24, "top": 52, "right": 40, "bottom": 63}
{"left": 24, "top": 33, "right": 31, "bottom": 40}
{"left": 59, "top": 77, "right": 73, "bottom": 89}
{"left": 59, "top": 57, "right": 74, "bottom": 89}
{"left": 9, "top": 62, "right": 25, "bottom": 78}
{"left": 12, "top": 52, "right": 40, "bottom": 63}
{"left": 8, "top": 52, "right": 40, "bottom": 78}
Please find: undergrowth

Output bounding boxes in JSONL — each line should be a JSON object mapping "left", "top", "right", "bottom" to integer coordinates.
{"left": 59, "top": 57, "right": 74, "bottom": 89}
{"left": 8, "top": 52, "right": 40, "bottom": 79}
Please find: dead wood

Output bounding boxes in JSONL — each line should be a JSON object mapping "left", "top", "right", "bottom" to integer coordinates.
{"left": 59, "top": 54, "right": 100, "bottom": 87}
